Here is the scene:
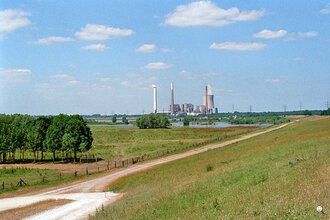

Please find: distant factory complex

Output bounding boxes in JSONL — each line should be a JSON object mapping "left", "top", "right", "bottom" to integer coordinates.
{"left": 152, "top": 83, "right": 218, "bottom": 115}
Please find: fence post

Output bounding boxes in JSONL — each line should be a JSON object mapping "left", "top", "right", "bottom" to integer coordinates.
{"left": 74, "top": 170, "right": 77, "bottom": 177}
{"left": 98, "top": 167, "right": 99, "bottom": 172}
{"left": 107, "top": 160, "right": 110, "bottom": 170}
{"left": 59, "top": 172, "right": 62, "bottom": 179}
{"left": 42, "top": 176, "right": 45, "bottom": 182}
{"left": 2, "top": 181, "right": 4, "bottom": 190}
{"left": 86, "top": 167, "right": 88, "bottom": 175}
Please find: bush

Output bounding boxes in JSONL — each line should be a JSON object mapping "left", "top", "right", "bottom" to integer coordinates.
{"left": 206, "top": 164, "right": 214, "bottom": 172}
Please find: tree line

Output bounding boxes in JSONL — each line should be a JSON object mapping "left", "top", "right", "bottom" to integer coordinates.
{"left": 136, "top": 113, "right": 170, "bottom": 129}
{"left": 0, "top": 114, "right": 93, "bottom": 163}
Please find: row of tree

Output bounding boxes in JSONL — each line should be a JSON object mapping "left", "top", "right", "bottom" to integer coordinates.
{"left": 136, "top": 113, "right": 170, "bottom": 129}
{"left": 0, "top": 114, "right": 93, "bottom": 163}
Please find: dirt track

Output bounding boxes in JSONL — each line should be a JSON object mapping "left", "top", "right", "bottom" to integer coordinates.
{"left": 0, "top": 123, "right": 289, "bottom": 220}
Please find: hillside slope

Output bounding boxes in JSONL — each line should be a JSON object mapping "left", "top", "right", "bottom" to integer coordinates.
{"left": 92, "top": 117, "right": 329, "bottom": 219}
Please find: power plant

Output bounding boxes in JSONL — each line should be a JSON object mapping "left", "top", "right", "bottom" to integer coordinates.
{"left": 158, "top": 83, "right": 218, "bottom": 115}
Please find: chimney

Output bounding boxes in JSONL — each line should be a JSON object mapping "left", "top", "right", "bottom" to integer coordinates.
{"left": 152, "top": 85, "right": 157, "bottom": 113}
{"left": 171, "top": 82, "right": 174, "bottom": 115}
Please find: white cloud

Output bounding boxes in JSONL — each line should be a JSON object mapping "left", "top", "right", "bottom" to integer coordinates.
{"left": 294, "top": 57, "right": 305, "bottom": 61}
{"left": 136, "top": 44, "right": 156, "bottom": 52}
{"left": 144, "top": 62, "right": 172, "bottom": 70}
{"left": 320, "top": 3, "right": 330, "bottom": 14}
{"left": 163, "top": 1, "right": 265, "bottom": 27}
{"left": 100, "top": 77, "right": 113, "bottom": 82}
{"left": 0, "top": 9, "right": 31, "bottom": 32}
{"left": 125, "top": 73, "right": 140, "bottom": 78}
{"left": 265, "top": 79, "right": 280, "bottom": 83}
{"left": 68, "top": 80, "right": 80, "bottom": 85}
{"left": 284, "top": 31, "right": 318, "bottom": 41}
{"left": 180, "top": 70, "right": 196, "bottom": 79}
{"left": 50, "top": 74, "right": 73, "bottom": 79}
{"left": 0, "top": 68, "right": 31, "bottom": 82}
{"left": 33, "top": 36, "right": 74, "bottom": 45}
{"left": 297, "top": 31, "right": 318, "bottom": 38}
{"left": 120, "top": 81, "right": 129, "bottom": 86}
{"left": 75, "top": 24, "right": 134, "bottom": 40}
{"left": 253, "top": 29, "right": 287, "bottom": 39}
{"left": 210, "top": 42, "right": 266, "bottom": 51}
{"left": 81, "top": 44, "right": 108, "bottom": 51}
{"left": 135, "top": 44, "right": 170, "bottom": 53}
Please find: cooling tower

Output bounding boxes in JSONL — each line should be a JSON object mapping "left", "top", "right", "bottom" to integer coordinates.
{"left": 203, "top": 95, "right": 214, "bottom": 109}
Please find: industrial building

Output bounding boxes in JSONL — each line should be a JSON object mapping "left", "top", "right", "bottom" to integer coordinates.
{"left": 166, "top": 83, "right": 218, "bottom": 115}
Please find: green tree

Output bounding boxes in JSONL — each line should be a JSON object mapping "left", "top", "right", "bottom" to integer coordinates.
{"left": 112, "top": 115, "right": 117, "bottom": 123}
{"left": 45, "top": 114, "right": 69, "bottom": 161}
{"left": 183, "top": 117, "right": 190, "bottom": 126}
{"left": 303, "top": 110, "right": 312, "bottom": 115}
{"left": 122, "top": 116, "right": 129, "bottom": 124}
{"left": 136, "top": 113, "right": 170, "bottom": 129}
{"left": 64, "top": 115, "right": 93, "bottom": 162}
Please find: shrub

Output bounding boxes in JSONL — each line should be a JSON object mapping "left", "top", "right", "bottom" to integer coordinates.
{"left": 206, "top": 164, "right": 214, "bottom": 172}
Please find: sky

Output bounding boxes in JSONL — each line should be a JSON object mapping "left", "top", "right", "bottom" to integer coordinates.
{"left": 0, "top": 0, "right": 329, "bottom": 115}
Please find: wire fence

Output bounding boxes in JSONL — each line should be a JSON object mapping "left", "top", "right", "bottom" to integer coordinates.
{"left": 0, "top": 129, "right": 256, "bottom": 192}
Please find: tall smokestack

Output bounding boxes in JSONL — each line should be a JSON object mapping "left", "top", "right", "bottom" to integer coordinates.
{"left": 171, "top": 82, "right": 174, "bottom": 115}
{"left": 152, "top": 85, "right": 157, "bottom": 113}
{"left": 205, "top": 85, "right": 208, "bottom": 114}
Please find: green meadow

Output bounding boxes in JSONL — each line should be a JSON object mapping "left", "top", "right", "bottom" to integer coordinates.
{"left": 89, "top": 126, "right": 258, "bottom": 160}
{"left": 92, "top": 116, "right": 329, "bottom": 219}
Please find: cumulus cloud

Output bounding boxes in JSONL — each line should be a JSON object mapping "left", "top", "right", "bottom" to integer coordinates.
{"left": 81, "top": 43, "right": 108, "bottom": 51}
{"left": 0, "top": 68, "right": 31, "bottom": 82}
{"left": 210, "top": 42, "right": 266, "bottom": 51}
{"left": 253, "top": 29, "right": 287, "bottom": 39}
{"left": 135, "top": 44, "right": 156, "bottom": 52}
{"left": 75, "top": 24, "right": 134, "bottom": 40}
{"left": 163, "top": 1, "right": 265, "bottom": 27}
{"left": 33, "top": 36, "right": 74, "bottom": 45}
{"left": 144, "top": 62, "right": 172, "bottom": 70}
{"left": 0, "top": 9, "right": 31, "bottom": 32}
{"left": 265, "top": 79, "right": 280, "bottom": 83}
{"left": 135, "top": 44, "right": 170, "bottom": 53}
{"left": 320, "top": 3, "right": 330, "bottom": 14}
{"left": 284, "top": 31, "right": 318, "bottom": 41}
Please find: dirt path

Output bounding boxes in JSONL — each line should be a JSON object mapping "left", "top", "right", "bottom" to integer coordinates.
{"left": 0, "top": 123, "right": 289, "bottom": 220}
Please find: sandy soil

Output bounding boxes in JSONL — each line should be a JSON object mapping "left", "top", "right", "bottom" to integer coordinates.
{"left": 0, "top": 123, "right": 289, "bottom": 220}
{"left": 0, "top": 199, "right": 72, "bottom": 220}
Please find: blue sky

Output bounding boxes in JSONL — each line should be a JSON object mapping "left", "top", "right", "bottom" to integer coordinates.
{"left": 0, "top": 0, "right": 329, "bottom": 115}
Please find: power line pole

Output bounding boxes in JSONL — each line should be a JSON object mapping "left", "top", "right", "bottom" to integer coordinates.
{"left": 283, "top": 104, "right": 287, "bottom": 114}
{"left": 232, "top": 104, "right": 234, "bottom": 113}
{"left": 249, "top": 105, "right": 252, "bottom": 113}
{"left": 299, "top": 101, "right": 302, "bottom": 111}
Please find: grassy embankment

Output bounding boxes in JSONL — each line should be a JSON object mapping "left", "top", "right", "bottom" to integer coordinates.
{"left": 89, "top": 126, "right": 258, "bottom": 160}
{"left": 92, "top": 116, "right": 329, "bottom": 219}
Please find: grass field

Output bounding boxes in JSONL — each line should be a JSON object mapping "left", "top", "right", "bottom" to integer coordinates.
{"left": 8, "top": 126, "right": 258, "bottom": 162}
{"left": 89, "top": 126, "right": 258, "bottom": 160}
{"left": 91, "top": 116, "right": 329, "bottom": 219}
